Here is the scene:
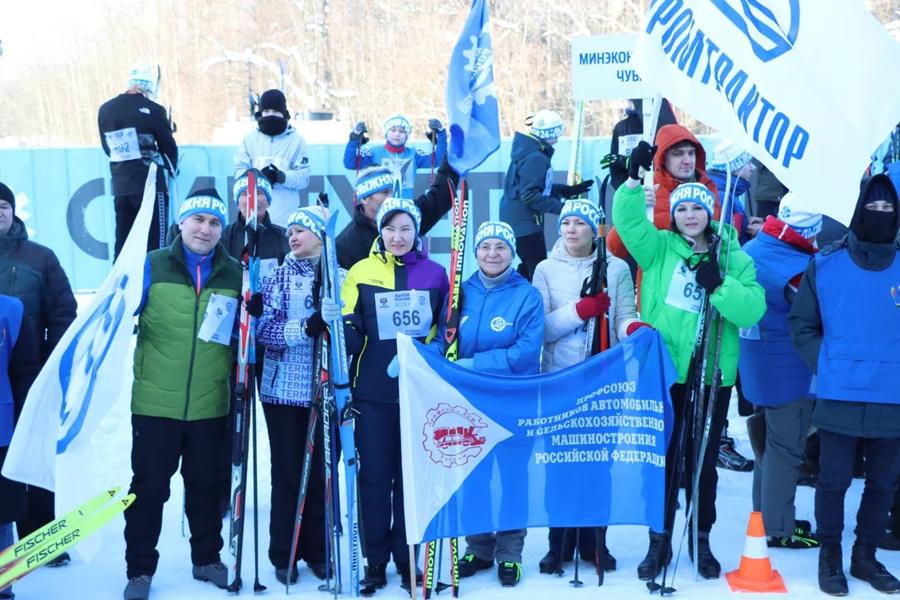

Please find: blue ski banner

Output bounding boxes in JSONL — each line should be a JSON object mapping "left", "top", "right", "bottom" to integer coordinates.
{"left": 398, "top": 327, "right": 676, "bottom": 543}
{"left": 445, "top": 0, "right": 500, "bottom": 176}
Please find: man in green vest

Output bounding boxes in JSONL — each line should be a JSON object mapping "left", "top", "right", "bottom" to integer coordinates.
{"left": 123, "top": 188, "right": 242, "bottom": 600}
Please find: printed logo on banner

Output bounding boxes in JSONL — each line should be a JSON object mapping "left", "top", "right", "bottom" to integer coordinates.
{"left": 422, "top": 403, "right": 487, "bottom": 468}
{"left": 57, "top": 274, "right": 129, "bottom": 453}
{"left": 710, "top": 0, "right": 800, "bottom": 62}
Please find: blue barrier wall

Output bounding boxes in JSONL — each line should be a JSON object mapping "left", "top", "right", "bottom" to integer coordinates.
{"left": 0, "top": 137, "right": 618, "bottom": 290}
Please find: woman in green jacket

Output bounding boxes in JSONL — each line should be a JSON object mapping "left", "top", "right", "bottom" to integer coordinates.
{"left": 613, "top": 141, "right": 765, "bottom": 581}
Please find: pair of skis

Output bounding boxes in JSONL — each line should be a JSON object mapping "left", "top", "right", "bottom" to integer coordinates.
{"left": 0, "top": 487, "right": 135, "bottom": 589}
{"left": 228, "top": 170, "right": 265, "bottom": 593}
{"left": 421, "top": 179, "right": 468, "bottom": 599}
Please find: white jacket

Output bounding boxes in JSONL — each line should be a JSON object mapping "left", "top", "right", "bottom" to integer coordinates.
{"left": 532, "top": 238, "right": 639, "bottom": 373}
{"left": 234, "top": 127, "right": 310, "bottom": 226}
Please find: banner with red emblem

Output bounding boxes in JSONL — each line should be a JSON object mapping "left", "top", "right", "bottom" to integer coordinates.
{"left": 397, "top": 328, "right": 676, "bottom": 543}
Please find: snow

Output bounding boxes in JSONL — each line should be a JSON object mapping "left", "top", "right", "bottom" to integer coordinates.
{"left": 12, "top": 295, "right": 900, "bottom": 599}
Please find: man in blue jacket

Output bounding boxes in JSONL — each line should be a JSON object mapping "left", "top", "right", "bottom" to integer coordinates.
{"left": 790, "top": 174, "right": 900, "bottom": 596}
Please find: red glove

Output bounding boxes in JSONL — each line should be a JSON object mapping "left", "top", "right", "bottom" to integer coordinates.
{"left": 626, "top": 321, "right": 654, "bottom": 336}
{"left": 575, "top": 292, "right": 610, "bottom": 320}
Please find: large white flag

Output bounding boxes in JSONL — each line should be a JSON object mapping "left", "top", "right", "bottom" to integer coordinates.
{"left": 634, "top": 0, "right": 900, "bottom": 225}
{"left": 3, "top": 165, "right": 156, "bottom": 508}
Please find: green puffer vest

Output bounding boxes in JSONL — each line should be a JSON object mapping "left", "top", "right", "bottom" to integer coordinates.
{"left": 132, "top": 240, "right": 242, "bottom": 420}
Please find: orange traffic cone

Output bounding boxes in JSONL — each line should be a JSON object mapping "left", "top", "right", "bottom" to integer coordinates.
{"left": 725, "top": 511, "right": 787, "bottom": 593}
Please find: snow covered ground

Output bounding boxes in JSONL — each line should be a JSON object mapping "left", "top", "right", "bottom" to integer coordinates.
{"left": 12, "top": 297, "right": 899, "bottom": 599}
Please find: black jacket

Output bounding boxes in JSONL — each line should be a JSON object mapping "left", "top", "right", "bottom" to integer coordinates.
{"left": 335, "top": 157, "right": 458, "bottom": 270}
{"left": 98, "top": 92, "right": 178, "bottom": 196}
{"left": 0, "top": 218, "right": 77, "bottom": 365}
{"left": 221, "top": 213, "right": 291, "bottom": 264}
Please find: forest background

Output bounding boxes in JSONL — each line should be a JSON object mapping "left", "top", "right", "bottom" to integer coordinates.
{"left": 0, "top": 0, "right": 898, "bottom": 146}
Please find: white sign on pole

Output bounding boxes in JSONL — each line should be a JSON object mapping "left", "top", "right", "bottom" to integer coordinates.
{"left": 571, "top": 34, "right": 655, "bottom": 101}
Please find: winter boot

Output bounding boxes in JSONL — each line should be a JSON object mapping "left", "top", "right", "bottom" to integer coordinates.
{"left": 818, "top": 544, "right": 849, "bottom": 596}
{"left": 359, "top": 563, "right": 387, "bottom": 596}
{"left": 850, "top": 543, "right": 900, "bottom": 593}
{"left": 309, "top": 562, "right": 328, "bottom": 580}
{"left": 538, "top": 550, "right": 561, "bottom": 574}
{"left": 592, "top": 527, "right": 616, "bottom": 572}
{"left": 717, "top": 435, "right": 754, "bottom": 472}
{"left": 397, "top": 562, "right": 424, "bottom": 591}
{"left": 123, "top": 575, "right": 152, "bottom": 600}
{"left": 637, "top": 531, "right": 672, "bottom": 581}
{"left": 275, "top": 566, "right": 299, "bottom": 585}
{"left": 768, "top": 519, "right": 820, "bottom": 549}
{"left": 688, "top": 532, "right": 721, "bottom": 579}
{"left": 192, "top": 561, "right": 228, "bottom": 588}
{"left": 458, "top": 553, "right": 493, "bottom": 578}
{"left": 497, "top": 561, "right": 522, "bottom": 587}
{"left": 46, "top": 552, "right": 71, "bottom": 568}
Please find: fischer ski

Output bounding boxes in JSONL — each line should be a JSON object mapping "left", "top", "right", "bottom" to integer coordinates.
{"left": 0, "top": 492, "right": 135, "bottom": 589}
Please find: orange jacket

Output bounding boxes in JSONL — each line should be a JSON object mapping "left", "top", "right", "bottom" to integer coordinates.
{"left": 608, "top": 124, "right": 719, "bottom": 259}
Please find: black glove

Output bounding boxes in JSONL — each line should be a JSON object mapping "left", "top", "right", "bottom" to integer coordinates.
{"left": 425, "top": 119, "right": 444, "bottom": 145}
{"left": 349, "top": 121, "right": 369, "bottom": 145}
{"left": 627, "top": 141, "right": 657, "bottom": 180}
{"left": 695, "top": 247, "right": 723, "bottom": 294}
{"left": 558, "top": 179, "right": 594, "bottom": 198}
{"left": 305, "top": 311, "right": 327, "bottom": 338}
{"left": 600, "top": 153, "right": 627, "bottom": 172}
{"left": 245, "top": 292, "right": 264, "bottom": 318}
{"left": 261, "top": 164, "right": 285, "bottom": 185}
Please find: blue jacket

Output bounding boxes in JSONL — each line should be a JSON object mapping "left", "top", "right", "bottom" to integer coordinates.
{"left": 498, "top": 132, "right": 566, "bottom": 237}
{"left": 434, "top": 269, "right": 544, "bottom": 376}
{"left": 0, "top": 295, "right": 24, "bottom": 447}
{"left": 342, "top": 133, "right": 447, "bottom": 199}
{"left": 739, "top": 231, "right": 815, "bottom": 406}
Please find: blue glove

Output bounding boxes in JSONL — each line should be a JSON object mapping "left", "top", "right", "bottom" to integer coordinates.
{"left": 454, "top": 358, "right": 474, "bottom": 370}
{"left": 387, "top": 355, "right": 399, "bottom": 378}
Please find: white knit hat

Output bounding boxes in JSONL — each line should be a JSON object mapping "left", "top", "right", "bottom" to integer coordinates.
{"left": 777, "top": 193, "right": 822, "bottom": 238}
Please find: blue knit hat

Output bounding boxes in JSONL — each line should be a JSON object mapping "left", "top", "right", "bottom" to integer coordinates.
{"left": 383, "top": 114, "right": 411, "bottom": 137}
{"left": 670, "top": 183, "right": 715, "bottom": 219}
{"left": 558, "top": 199, "right": 602, "bottom": 236}
{"left": 233, "top": 169, "right": 273, "bottom": 205}
{"left": 376, "top": 197, "right": 422, "bottom": 237}
{"left": 356, "top": 166, "right": 395, "bottom": 201}
{"left": 178, "top": 188, "right": 228, "bottom": 225}
{"left": 286, "top": 206, "right": 328, "bottom": 240}
{"left": 474, "top": 221, "right": 517, "bottom": 258}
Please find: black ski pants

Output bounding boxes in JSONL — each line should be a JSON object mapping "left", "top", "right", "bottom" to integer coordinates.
{"left": 261, "top": 402, "right": 326, "bottom": 569}
{"left": 114, "top": 191, "right": 169, "bottom": 260}
{"left": 124, "top": 415, "right": 226, "bottom": 578}
{"left": 356, "top": 400, "right": 410, "bottom": 567}
{"left": 815, "top": 430, "right": 900, "bottom": 546}
{"left": 514, "top": 232, "right": 548, "bottom": 282}
{"left": 15, "top": 485, "right": 54, "bottom": 540}
{"left": 661, "top": 383, "right": 731, "bottom": 534}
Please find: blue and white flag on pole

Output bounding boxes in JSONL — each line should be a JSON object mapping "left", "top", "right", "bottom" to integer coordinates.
{"left": 398, "top": 328, "right": 676, "bottom": 543}
{"left": 3, "top": 165, "right": 156, "bottom": 509}
{"left": 446, "top": 0, "right": 501, "bottom": 176}
{"left": 634, "top": 0, "right": 900, "bottom": 225}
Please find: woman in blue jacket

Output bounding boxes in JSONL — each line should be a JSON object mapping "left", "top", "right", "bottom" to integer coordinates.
{"left": 432, "top": 221, "right": 544, "bottom": 587}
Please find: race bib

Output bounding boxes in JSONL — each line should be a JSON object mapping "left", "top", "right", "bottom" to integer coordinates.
{"left": 618, "top": 133, "right": 642, "bottom": 157}
{"left": 258, "top": 258, "right": 278, "bottom": 285}
{"left": 104, "top": 127, "right": 141, "bottom": 162}
{"left": 664, "top": 261, "right": 704, "bottom": 314}
{"left": 198, "top": 293, "right": 239, "bottom": 345}
{"left": 375, "top": 290, "right": 432, "bottom": 340}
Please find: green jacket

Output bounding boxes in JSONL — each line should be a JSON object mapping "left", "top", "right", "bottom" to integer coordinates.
{"left": 132, "top": 239, "right": 242, "bottom": 420}
{"left": 612, "top": 184, "right": 765, "bottom": 385}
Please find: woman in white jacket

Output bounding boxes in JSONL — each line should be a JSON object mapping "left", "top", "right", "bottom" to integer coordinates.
{"left": 532, "top": 198, "right": 650, "bottom": 575}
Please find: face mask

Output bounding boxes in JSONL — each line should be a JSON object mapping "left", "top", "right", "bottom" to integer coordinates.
{"left": 855, "top": 208, "right": 897, "bottom": 244}
{"left": 258, "top": 115, "right": 287, "bottom": 136}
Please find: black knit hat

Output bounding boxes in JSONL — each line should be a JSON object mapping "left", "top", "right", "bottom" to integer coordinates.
{"left": 0, "top": 182, "right": 14, "bottom": 213}
{"left": 255, "top": 89, "right": 290, "bottom": 120}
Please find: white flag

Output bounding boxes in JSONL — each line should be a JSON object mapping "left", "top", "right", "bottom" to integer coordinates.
{"left": 634, "top": 0, "right": 900, "bottom": 225}
{"left": 3, "top": 165, "right": 157, "bottom": 509}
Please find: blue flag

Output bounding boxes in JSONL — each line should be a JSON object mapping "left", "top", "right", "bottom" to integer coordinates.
{"left": 445, "top": 0, "right": 500, "bottom": 176}
{"left": 398, "top": 328, "right": 677, "bottom": 543}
